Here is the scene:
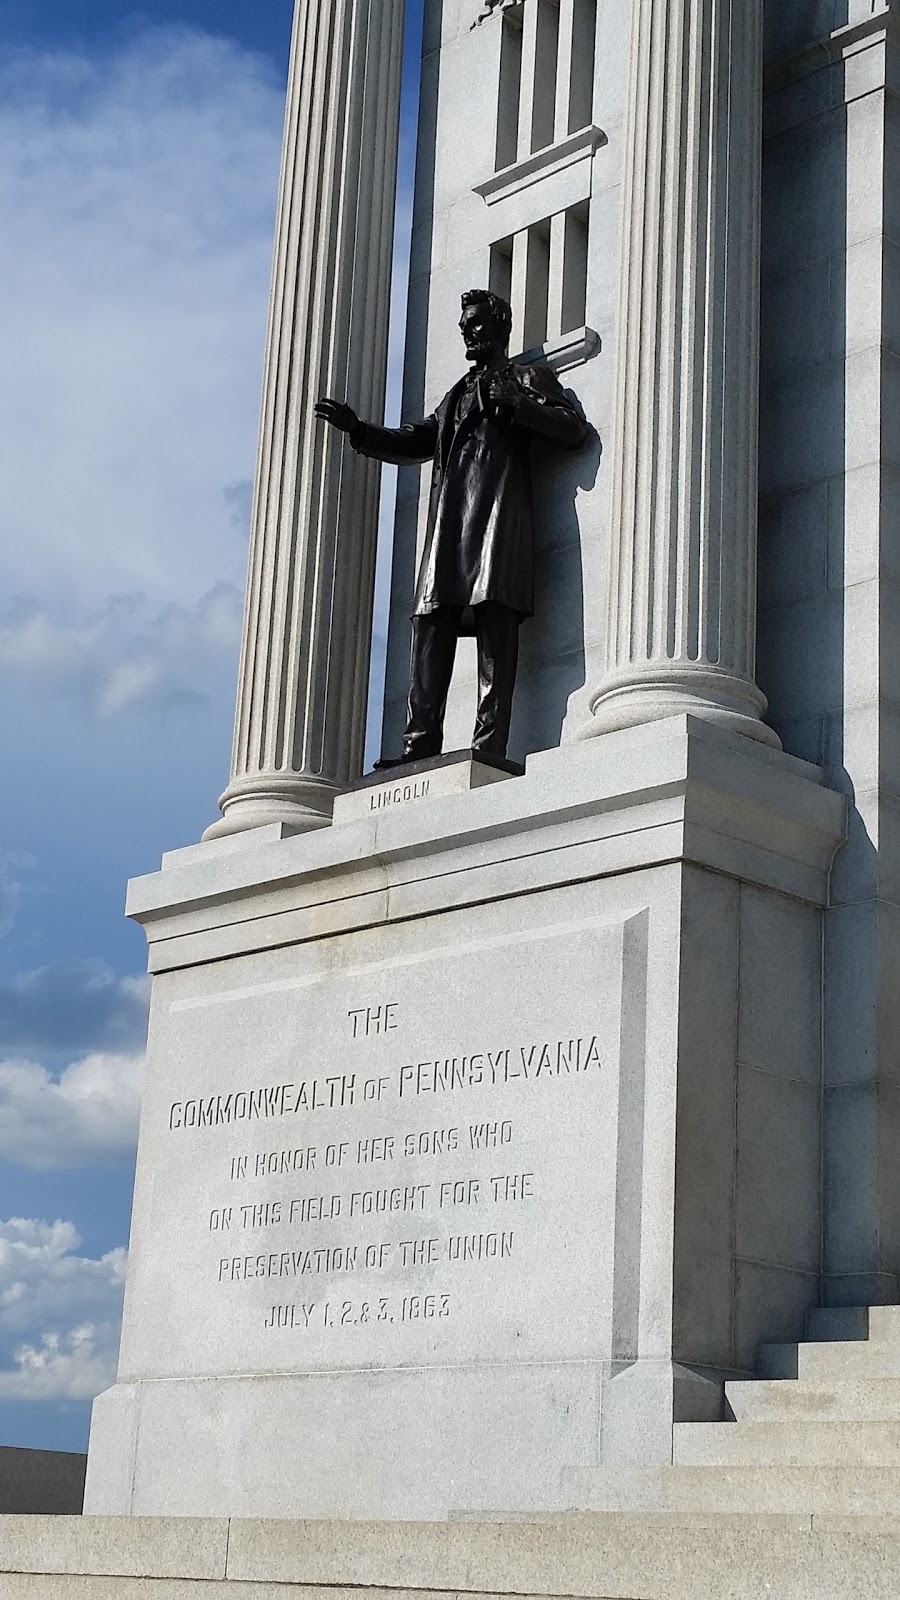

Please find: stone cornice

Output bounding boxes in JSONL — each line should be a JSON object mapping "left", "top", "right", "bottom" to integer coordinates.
{"left": 765, "top": 7, "right": 900, "bottom": 91}
{"left": 515, "top": 326, "right": 601, "bottom": 373}
{"left": 128, "top": 718, "right": 846, "bottom": 973}
{"left": 473, "top": 125, "right": 606, "bottom": 208}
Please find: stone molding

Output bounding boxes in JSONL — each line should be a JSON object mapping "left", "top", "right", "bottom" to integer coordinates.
{"left": 762, "top": 7, "right": 899, "bottom": 137}
{"left": 471, "top": 0, "right": 524, "bottom": 28}
{"left": 765, "top": 6, "right": 900, "bottom": 91}
{"left": 473, "top": 124, "right": 607, "bottom": 206}
{"left": 516, "top": 325, "right": 601, "bottom": 372}
{"left": 129, "top": 719, "right": 846, "bottom": 973}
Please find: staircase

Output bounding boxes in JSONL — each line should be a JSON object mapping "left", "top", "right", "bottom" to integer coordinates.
{"left": 1, "top": 1312, "right": 898, "bottom": 1600}
{"left": 567, "top": 1306, "right": 900, "bottom": 1514}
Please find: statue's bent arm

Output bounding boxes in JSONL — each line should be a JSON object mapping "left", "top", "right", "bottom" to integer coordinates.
{"left": 509, "top": 370, "right": 590, "bottom": 450}
{"left": 351, "top": 415, "right": 440, "bottom": 467}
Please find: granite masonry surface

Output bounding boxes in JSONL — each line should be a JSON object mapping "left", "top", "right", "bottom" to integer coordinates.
{"left": 84, "top": 719, "right": 845, "bottom": 1518}
{"left": 3, "top": 1513, "right": 900, "bottom": 1599}
{"left": 386, "top": 0, "right": 900, "bottom": 1310}
{"left": 332, "top": 753, "right": 518, "bottom": 825}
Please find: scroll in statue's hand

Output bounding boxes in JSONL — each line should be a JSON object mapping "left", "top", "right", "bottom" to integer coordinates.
{"left": 486, "top": 373, "right": 521, "bottom": 415}
{"left": 315, "top": 397, "right": 360, "bottom": 434}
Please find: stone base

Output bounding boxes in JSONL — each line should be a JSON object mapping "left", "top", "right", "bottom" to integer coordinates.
{"left": 2, "top": 1509, "right": 900, "bottom": 1598}
{"left": 85, "top": 717, "right": 846, "bottom": 1521}
{"left": 332, "top": 750, "right": 522, "bottom": 825}
{"left": 84, "top": 1358, "right": 723, "bottom": 1520}
{"left": 75, "top": 1263, "right": 900, "bottom": 1591}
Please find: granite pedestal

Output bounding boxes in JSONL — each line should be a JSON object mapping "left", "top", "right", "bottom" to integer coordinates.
{"left": 83, "top": 718, "right": 844, "bottom": 1519}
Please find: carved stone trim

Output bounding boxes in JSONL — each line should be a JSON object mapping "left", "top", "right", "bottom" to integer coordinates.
{"left": 474, "top": 125, "right": 607, "bottom": 206}
{"left": 471, "top": 0, "right": 524, "bottom": 30}
{"left": 515, "top": 326, "right": 601, "bottom": 374}
{"left": 765, "top": 6, "right": 899, "bottom": 90}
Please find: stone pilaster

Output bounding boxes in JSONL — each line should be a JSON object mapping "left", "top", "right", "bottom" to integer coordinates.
{"left": 582, "top": 0, "right": 778, "bottom": 745}
{"left": 205, "top": 0, "right": 406, "bottom": 839}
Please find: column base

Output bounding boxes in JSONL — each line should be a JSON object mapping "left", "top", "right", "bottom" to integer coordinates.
{"left": 202, "top": 772, "right": 339, "bottom": 841}
{"left": 581, "top": 664, "right": 782, "bottom": 749}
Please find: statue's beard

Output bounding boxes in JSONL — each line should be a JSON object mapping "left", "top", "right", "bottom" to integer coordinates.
{"left": 465, "top": 339, "right": 499, "bottom": 365}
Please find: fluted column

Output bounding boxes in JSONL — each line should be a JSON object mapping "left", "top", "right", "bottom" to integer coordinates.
{"left": 582, "top": 0, "right": 779, "bottom": 746}
{"left": 205, "top": 0, "right": 406, "bottom": 839}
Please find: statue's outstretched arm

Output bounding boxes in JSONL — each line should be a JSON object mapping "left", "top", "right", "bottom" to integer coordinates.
{"left": 317, "top": 396, "right": 439, "bottom": 466}
{"left": 314, "top": 397, "right": 359, "bottom": 435}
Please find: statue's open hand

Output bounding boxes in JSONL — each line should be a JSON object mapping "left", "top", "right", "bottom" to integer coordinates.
{"left": 315, "top": 397, "right": 359, "bottom": 434}
{"left": 486, "top": 373, "right": 521, "bottom": 415}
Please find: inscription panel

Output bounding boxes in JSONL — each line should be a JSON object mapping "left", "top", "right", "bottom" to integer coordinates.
{"left": 331, "top": 757, "right": 512, "bottom": 823}
{"left": 130, "top": 918, "right": 630, "bottom": 1376}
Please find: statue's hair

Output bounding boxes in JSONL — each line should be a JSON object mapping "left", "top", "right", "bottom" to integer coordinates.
{"left": 461, "top": 288, "right": 513, "bottom": 342}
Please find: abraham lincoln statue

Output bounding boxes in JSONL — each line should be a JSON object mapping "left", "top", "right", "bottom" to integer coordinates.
{"left": 316, "top": 289, "right": 588, "bottom": 763}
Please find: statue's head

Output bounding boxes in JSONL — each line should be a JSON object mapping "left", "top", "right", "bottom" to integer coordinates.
{"left": 459, "top": 289, "right": 513, "bottom": 364}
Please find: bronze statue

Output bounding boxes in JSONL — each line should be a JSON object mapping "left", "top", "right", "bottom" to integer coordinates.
{"left": 316, "top": 289, "right": 588, "bottom": 763}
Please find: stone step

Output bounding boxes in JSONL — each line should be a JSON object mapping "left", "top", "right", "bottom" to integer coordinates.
{"left": 756, "top": 1306, "right": 900, "bottom": 1380}
{"left": 674, "top": 1419, "right": 900, "bottom": 1467}
{"left": 867, "top": 1305, "right": 900, "bottom": 1341}
{"left": 756, "top": 1342, "right": 801, "bottom": 1378}
{"left": 799, "top": 1339, "right": 900, "bottom": 1380}
{"left": 565, "top": 1463, "right": 900, "bottom": 1516}
{"left": 803, "top": 1304, "right": 900, "bottom": 1343}
{"left": 4, "top": 1513, "right": 900, "bottom": 1600}
{"left": 726, "top": 1376, "right": 900, "bottom": 1423}
{"left": 758, "top": 1338, "right": 900, "bottom": 1381}
{"left": 806, "top": 1306, "right": 871, "bottom": 1342}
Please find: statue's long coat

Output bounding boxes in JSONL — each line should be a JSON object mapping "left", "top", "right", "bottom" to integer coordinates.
{"left": 353, "top": 362, "right": 587, "bottom": 619}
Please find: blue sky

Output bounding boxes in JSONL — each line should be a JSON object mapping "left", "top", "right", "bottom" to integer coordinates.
{"left": 0, "top": 0, "right": 421, "bottom": 1452}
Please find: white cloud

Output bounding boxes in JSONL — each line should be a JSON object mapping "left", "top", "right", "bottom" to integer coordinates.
{"left": 0, "top": 854, "right": 34, "bottom": 939}
{"left": 0, "top": 584, "right": 242, "bottom": 716}
{"left": 0, "top": 1324, "right": 117, "bottom": 1402}
{"left": 0, "top": 1219, "right": 125, "bottom": 1399}
{"left": 0, "top": 27, "right": 281, "bottom": 615}
{"left": 0, "top": 1052, "right": 143, "bottom": 1171}
{"left": 0, "top": 960, "right": 149, "bottom": 1057}
{"left": 0, "top": 956, "right": 146, "bottom": 1169}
